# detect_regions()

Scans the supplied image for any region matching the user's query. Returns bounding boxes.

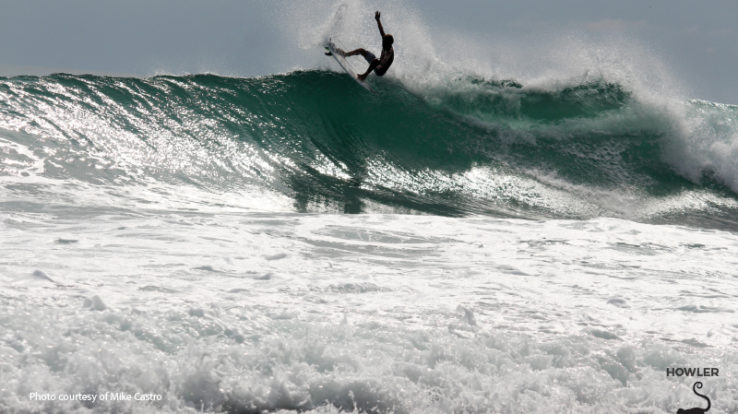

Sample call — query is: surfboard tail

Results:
[324,39,373,92]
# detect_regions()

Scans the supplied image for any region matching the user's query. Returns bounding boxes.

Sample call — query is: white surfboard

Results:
[324,39,373,92]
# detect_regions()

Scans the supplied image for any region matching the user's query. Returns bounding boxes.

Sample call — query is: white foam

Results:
[2,212,738,412]
[664,100,738,193]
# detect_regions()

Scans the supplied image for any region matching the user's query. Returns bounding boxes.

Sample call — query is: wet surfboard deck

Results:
[324,40,373,92]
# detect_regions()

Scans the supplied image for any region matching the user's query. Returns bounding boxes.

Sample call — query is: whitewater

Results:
[2,2,738,414]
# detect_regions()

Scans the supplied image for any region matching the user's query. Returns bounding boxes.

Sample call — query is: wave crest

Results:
[0,71,737,224]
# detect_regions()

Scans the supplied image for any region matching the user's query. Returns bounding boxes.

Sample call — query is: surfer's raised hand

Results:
[375,11,385,36]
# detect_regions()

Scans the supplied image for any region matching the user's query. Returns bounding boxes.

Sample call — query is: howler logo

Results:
[676,381,711,414]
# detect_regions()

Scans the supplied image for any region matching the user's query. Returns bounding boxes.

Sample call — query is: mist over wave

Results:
[1,0,735,228]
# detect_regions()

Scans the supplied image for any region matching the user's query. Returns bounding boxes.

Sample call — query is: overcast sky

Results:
[1,0,736,104]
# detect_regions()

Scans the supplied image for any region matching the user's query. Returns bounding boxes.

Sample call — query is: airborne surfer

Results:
[328,11,394,81]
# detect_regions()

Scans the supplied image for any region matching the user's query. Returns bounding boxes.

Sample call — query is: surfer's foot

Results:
[357,73,368,81]
[324,51,333,56]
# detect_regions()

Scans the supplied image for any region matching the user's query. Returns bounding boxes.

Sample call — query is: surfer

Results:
[332,11,394,81]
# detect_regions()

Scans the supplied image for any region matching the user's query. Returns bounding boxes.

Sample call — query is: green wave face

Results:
[1,71,737,224]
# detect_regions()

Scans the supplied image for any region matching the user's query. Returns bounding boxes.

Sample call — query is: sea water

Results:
[2,5,738,414]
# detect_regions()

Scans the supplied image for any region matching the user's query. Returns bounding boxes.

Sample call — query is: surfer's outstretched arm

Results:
[375,11,385,37]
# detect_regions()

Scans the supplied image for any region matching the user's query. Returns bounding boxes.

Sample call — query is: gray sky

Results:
[1,0,736,104]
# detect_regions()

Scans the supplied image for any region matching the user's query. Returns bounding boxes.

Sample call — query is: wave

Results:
[1,71,737,226]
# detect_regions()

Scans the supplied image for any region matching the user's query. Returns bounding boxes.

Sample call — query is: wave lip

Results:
[1,71,737,227]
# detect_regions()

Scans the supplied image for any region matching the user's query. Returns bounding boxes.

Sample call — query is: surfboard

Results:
[324,39,373,92]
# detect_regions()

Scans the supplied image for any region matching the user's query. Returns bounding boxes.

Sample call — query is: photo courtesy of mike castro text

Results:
[28,391,162,403]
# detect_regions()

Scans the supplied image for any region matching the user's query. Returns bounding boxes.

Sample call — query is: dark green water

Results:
[1,71,737,226]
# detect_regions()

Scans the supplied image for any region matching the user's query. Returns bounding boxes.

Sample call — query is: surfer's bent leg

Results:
[345,48,377,64]
[344,48,366,56]
[358,58,380,81]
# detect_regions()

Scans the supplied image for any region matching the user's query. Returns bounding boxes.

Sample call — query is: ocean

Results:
[1,48,738,413]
